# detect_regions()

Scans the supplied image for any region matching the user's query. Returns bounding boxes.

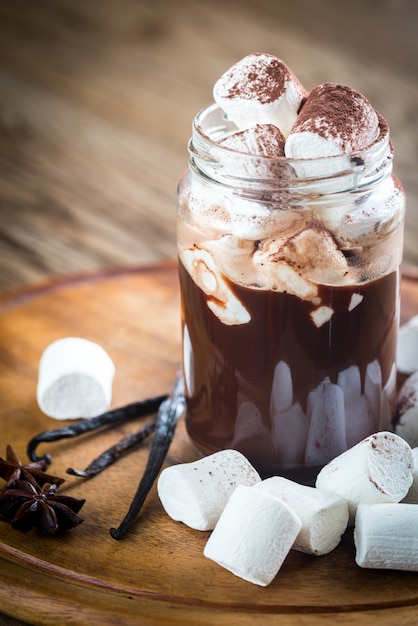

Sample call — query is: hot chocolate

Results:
[177,54,405,480]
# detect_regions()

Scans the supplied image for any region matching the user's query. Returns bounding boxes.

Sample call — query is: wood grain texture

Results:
[0,0,417,294]
[1,263,418,625]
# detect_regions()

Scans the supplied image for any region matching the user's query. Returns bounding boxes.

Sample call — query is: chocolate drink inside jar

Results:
[180,259,398,480]
[177,55,405,482]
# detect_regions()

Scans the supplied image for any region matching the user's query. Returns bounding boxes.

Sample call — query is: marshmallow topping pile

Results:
[179,53,404,329]
[213,54,307,137]
[213,52,379,159]
[158,432,418,586]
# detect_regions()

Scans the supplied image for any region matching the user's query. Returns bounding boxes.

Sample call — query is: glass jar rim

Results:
[189,103,392,192]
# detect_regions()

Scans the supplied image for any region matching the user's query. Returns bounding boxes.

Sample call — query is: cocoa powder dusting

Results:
[219,123,285,157]
[293,83,377,146]
[222,54,290,105]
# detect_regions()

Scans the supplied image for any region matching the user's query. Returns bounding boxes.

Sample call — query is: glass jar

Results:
[177,103,405,482]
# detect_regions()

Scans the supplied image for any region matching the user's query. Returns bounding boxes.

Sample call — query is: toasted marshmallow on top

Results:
[213,53,307,136]
[285,83,379,159]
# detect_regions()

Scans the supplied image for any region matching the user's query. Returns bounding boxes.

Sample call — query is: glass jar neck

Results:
[188,104,393,196]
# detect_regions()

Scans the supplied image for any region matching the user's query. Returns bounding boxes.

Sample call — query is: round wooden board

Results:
[1,260,418,626]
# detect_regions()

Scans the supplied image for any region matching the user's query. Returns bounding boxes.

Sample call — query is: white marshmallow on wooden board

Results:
[157,450,261,531]
[354,503,418,572]
[37,337,115,419]
[315,431,414,523]
[213,53,307,137]
[203,484,302,586]
[254,477,349,556]
[394,371,418,448]
[397,315,418,375]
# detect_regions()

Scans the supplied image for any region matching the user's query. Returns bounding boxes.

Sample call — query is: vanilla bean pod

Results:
[110,374,185,540]
[26,395,167,464]
[66,416,157,478]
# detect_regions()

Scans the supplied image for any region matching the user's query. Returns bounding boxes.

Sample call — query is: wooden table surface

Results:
[0,1,417,624]
[2,263,418,626]
[0,0,418,296]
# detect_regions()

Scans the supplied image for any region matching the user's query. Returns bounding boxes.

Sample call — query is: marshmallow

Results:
[310,305,333,328]
[202,236,258,285]
[394,371,418,447]
[279,224,352,286]
[157,450,261,531]
[305,378,347,466]
[218,124,287,180]
[180,246,250,325]
[253,223,353,296]
[270,360,293,415]
[220,124,285,157]
[203,484,302,586]
[284,83,380,187]
[230,401,274,461]
[255,258,318,300]
[184,176,304,243]
[397,315,418,375]
[364,360,383,431]
[402,447,418,503]
[285,83,379,159]
[37,337,115,419]
[336,176,402,249]
[269,361,309,465]
[182,323,194,396]
[213,53,307,136]
[271,402,309,467]
[337,365,375,448]
[348,293,363,312]
[269,361,308,464]
[255,477,349,555]
[316,432,414,523]
[354,503,418,571]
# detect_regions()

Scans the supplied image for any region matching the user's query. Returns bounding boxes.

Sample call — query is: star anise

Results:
[0,444,64,487]
[0,475,85,534]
